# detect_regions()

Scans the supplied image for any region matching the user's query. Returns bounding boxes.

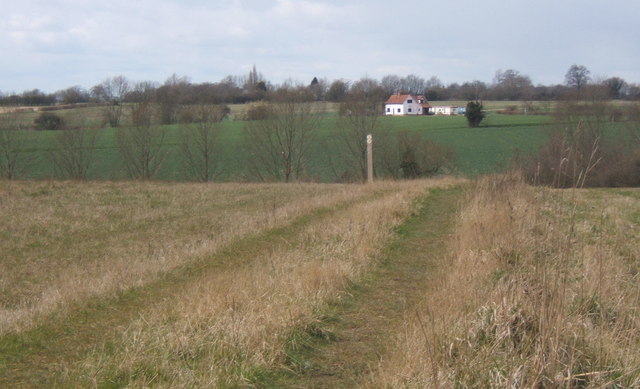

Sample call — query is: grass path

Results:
[281,185,464,388]
[0,188,391,388]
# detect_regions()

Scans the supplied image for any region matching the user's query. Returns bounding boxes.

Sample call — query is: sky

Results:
[2,0,640,93]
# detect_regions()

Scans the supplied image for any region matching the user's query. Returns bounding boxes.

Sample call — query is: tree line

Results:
[2,65,640,109]
[2,64,639,186]
[0,84,456,183]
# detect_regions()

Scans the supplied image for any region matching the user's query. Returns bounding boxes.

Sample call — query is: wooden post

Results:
[366,134,373,183]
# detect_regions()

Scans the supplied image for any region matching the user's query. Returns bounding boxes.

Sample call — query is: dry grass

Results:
[368,174,640,388]
[55,178,461,387]
[0,180,386,334]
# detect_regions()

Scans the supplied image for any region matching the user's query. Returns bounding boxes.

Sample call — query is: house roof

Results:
[385,93,430,106]
[385,93,413,104]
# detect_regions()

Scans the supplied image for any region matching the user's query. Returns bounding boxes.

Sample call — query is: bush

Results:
[244,103,273,121]
[397,131,455,178]
[465,101,485,128]
[34,112,65,131]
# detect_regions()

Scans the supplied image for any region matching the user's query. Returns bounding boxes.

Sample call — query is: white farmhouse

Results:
[385,93,431,116]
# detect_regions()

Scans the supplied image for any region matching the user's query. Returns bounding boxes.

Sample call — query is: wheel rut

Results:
[284,185,464,389]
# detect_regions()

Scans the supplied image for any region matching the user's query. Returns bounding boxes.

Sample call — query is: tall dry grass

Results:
[63,178,461,387]
[0,180,388,334]
[369,174,640,387]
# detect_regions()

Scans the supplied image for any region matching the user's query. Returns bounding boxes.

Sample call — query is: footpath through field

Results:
[282,185,464,388]
[0,182,464,387]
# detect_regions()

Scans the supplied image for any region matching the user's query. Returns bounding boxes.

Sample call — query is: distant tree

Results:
[381,75,402,96]
[308,77,326,101]
[602,77,627,99]
[381,74,426,95]
[425,76,447,100]
[425,76,444,89]
[402,74,426,95]
[244,65,264,90]
[460,80,487,101]
[492,69,533,100]
[50,125,101,180]
[565,64,591,90]
[21,89,55,106]
[243,65,267,101]
[117,102,168,179]
[180,104,226,182]
[333,89,383,181]
[126,81,158,104]
[0,114,32,179]
[350,77,387,102]
[255,81,268,92]
[465,101,485,128]
[243,91,321,182]
[326,79,349,102]
[57,86,89,104]
[156,74,190,124]
[91,76,130,127]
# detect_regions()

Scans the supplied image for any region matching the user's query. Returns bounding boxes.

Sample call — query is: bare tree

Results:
[156,73,190,124]
[50,125,101,180]
[333,90,383,181]
[492,69,533,100]
[0,113,32,179]
[326,79,349,102]
[180,104,226,182]
[117,102,168,179]
[381,74,402,96]
[243,91,321,182]
[91,75,130,127]
[565,64,591,90]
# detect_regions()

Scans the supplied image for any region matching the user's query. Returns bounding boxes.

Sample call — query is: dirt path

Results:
[284,185,464,388]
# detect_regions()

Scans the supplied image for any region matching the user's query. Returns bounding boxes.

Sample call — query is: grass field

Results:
[2,102,554,181]
[0,177,462,387]
[1,176,638,387]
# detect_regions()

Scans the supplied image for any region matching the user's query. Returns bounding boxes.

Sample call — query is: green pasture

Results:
[5,109,555,181]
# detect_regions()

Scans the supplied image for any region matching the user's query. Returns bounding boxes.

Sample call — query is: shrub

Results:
[465,100,485,128]
[522,98,640,188]
[244,103,273,121]
[397,131,455,178]
[34,112,65,131]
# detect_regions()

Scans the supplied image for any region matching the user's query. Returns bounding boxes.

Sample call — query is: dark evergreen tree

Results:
[465,101,485,128]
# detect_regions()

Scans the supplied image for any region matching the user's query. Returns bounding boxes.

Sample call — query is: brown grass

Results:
[368,174,640,387]
[56,178,461,387]
[0,180,387,334]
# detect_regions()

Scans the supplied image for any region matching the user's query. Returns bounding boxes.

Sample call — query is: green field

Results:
[4,105,554,181]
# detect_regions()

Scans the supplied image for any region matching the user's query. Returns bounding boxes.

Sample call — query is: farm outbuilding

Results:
[428,106,466,116]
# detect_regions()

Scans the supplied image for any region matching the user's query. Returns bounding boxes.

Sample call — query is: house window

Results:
[386,107,390,112]
[407,99,413,103]
[397,108,401,113]
[408,108,412,113]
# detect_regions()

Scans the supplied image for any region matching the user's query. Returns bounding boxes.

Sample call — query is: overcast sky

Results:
[2,0,639,93]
